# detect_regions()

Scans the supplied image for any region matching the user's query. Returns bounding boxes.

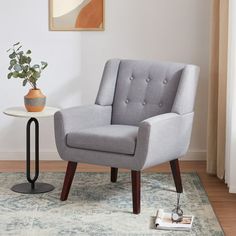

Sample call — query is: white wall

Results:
[0,0,211,160]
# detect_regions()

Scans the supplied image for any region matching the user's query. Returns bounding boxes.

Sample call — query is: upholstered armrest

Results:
[54,105,112,157]
[134,112,194,170]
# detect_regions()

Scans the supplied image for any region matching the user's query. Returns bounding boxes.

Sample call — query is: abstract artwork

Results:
[49,0,104,31]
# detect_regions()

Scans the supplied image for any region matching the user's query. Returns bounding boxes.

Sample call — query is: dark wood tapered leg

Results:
[60,161,77,201]
[131,170,141,214]
[111,167,118,183]
[170,159,183,193]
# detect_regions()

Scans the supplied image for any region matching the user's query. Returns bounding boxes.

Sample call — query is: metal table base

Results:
[12,117,54,194]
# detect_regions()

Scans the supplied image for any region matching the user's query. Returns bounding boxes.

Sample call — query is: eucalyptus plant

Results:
[7,42,48,89]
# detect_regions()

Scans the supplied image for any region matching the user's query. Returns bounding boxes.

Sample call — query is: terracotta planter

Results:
[24,89,46,112]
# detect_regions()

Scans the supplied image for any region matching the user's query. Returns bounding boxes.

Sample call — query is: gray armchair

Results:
[54,59,199,214]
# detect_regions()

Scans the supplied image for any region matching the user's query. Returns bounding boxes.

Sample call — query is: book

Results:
[155,209,194,231]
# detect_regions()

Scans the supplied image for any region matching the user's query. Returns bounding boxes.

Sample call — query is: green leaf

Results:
[22,65,29,72]
[13,64,22,72]
[10,59,17,66]
[41,61,48,70]
[29,67,35,73]
[19,55,24,64]
[12,72,19,78]
[33,64,40,69]
[16,45,22,51]
[33,71,41,79]
[13,42,20,46]
[8,65,13,70]
[18,72,26,78]
[7,72,13,79]
[27,57,31,64]
[26,50,31,54]
[19,55,29,64]
[27,70,33,77]
[9,52,16,59]
[22,79,28,86]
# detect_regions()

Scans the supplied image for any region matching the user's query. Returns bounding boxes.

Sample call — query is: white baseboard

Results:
[0,151,61,161]
[229,186,236,193]
[0,150,206,161]
[181,150,206,161]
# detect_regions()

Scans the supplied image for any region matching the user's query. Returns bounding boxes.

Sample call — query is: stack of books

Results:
[155,209,194,231]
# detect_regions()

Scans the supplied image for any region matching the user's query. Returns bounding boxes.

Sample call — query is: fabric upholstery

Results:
[54,59,200,170]
[171,65,200,114]
[112,60,185,125]
[67,125,138,155]
[134,112,194,170]
[96,59,121,106]
[54,105,112,159]
[54,111,194,170]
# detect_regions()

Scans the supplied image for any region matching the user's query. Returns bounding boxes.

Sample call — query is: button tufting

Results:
[125,99,129,104]
[142,101,146,105]
[146,78,151,83]
[159,102,163,107]
[163,79,168,84]
[130,76,134,81]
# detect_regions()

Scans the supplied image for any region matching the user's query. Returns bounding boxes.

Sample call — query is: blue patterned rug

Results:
[0,172,223,235]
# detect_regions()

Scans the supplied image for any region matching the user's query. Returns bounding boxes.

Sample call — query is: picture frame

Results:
[49,0,104,31]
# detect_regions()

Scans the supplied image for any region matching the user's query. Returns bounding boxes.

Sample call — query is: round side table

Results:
[3,107,59,194]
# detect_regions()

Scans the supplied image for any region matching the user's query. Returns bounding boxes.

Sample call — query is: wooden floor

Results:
[0,160,235,236]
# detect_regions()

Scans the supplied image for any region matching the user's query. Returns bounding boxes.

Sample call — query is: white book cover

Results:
[155,209,194,231]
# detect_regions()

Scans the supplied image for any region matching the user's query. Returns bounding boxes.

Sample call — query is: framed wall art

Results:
[49,0,104,31]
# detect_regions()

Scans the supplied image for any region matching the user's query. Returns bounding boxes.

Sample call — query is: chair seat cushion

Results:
[66,125,139,155]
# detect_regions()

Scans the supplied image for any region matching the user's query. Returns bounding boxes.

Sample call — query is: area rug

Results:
[0,172,223,236]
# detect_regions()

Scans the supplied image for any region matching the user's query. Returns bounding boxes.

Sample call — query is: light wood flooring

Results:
[0,160,235,236]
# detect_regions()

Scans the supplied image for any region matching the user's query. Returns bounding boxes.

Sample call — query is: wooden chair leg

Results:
[170,159,183,193]
[60,161,77,201]
[111,167,118,182]
[131,170,141,214]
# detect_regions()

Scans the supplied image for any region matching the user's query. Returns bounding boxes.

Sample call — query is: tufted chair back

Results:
[96,59,199,126]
